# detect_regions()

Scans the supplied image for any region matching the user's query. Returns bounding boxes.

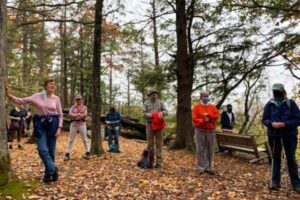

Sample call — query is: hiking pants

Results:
[146,123,163,165]
[195,127,215,172]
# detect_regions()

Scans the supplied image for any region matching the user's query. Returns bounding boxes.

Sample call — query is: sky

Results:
[118,0,300,106]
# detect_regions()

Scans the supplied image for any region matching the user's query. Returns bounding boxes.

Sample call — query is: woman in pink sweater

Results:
[7,79,63,183]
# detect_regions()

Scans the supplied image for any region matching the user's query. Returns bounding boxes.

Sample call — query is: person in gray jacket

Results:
[143,89,168,168]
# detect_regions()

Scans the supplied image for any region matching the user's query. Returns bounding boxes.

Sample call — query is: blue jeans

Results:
[107,125,119,146]
[36,128,56,176]
[268,134,300,188]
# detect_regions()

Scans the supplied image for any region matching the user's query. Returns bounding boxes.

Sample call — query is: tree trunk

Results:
[151,0,161,92]
[127,71,131,117]
[19,0,30,85]
[173,0,194,150]
[60,1,68,109]
[0,0,10,186]
[79,25,84,95]
[37,0,46,78]
[109,51,113,108]
[90,0,104,155]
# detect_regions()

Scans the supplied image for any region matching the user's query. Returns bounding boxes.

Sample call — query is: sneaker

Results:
[43,174,52,183]
[52,167,59,182]
[270,182,280,191]
[18,144,24,150]
[64,153,70,161]
[9,145,13,149]
[84,152,91,160]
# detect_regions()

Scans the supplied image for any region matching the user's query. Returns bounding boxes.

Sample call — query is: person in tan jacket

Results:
[143,89,168,168]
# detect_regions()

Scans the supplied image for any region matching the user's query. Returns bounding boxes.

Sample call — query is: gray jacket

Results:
[143,100,168,123]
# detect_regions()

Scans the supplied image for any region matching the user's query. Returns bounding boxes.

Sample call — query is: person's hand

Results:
[145,113,152,118]
[272,122,281,129]
[5,84,12,98]
[204,114,210,122]
[55,128,61,137]
[158,112,163,119]
[278,122,286,128]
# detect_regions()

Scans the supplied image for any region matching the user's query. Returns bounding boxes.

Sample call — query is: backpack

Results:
[137,149,154,169]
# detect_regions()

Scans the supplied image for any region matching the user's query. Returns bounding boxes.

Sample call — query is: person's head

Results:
[272,83,286,100]
[148,89,159,101]
[200,91,210,105]
[43,79,56,94]
[16,104,23,109]
[75,94,83,105]
[227,104,233,113]
[109,107,116,114]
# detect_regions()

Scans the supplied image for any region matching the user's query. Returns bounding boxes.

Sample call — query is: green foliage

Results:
[0,181,38,200]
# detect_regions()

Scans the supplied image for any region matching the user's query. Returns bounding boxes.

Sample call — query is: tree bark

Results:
[173,0,194,150]
[151,0,161,92]
[90,0,104,155]
[21,2,29,85]
[60,1,68,109]
[0,0,10,186]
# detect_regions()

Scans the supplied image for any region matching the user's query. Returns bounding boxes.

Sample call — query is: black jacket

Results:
[221,111,235,130]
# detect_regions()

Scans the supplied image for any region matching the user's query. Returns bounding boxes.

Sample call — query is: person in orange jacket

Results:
[192,91,220,174]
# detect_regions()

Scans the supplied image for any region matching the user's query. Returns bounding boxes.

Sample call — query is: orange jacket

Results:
[192,103,220,130]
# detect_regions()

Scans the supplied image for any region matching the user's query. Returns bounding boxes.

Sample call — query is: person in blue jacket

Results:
[221,104,235,131]
[105,107,121,152]
[262,83,300,192]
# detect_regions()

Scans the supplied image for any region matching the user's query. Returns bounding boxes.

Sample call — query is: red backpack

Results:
[151,112,166,131]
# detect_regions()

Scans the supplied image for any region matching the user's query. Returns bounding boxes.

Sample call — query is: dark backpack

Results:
[137,149,154,169]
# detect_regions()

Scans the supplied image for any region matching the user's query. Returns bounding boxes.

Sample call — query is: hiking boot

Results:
[206,170,217,176]
[84,152,91,160]
[293,186,300,193]
[52,167,59,182]
[43,174,52,183]
[18,144,24,150]
[270,183,280,191]
[155,164,162,169]
[64,153,71,161]
[9,145,13,149]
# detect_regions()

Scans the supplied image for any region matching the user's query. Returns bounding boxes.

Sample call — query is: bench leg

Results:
[250,155,268,164]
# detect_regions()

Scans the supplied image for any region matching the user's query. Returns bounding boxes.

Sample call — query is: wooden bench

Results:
[216,132,272,164]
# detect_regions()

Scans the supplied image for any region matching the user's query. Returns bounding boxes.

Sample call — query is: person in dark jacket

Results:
[105,107,121,152]
[262,83,300,193]
[221,104,235,131]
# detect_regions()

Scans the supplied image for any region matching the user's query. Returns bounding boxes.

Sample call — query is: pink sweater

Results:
[10,92,63,127]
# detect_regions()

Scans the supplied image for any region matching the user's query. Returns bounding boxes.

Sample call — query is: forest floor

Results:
[2,132,300,200]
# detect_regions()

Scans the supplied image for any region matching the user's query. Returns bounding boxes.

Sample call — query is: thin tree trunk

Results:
[90,0,104,155]
[60,1,68,109]
[139,36,145,103]
[0,0,10,186]
[20,1,29,85]
[37,0,46,77]
[151,0,161,92]
[79,25,84,95]
[109,51,113,108]
[127,71,131,116]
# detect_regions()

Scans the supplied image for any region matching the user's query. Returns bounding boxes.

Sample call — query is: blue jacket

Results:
[105,112,121,122]
[262,99,300,136]
[221,111,235,130]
